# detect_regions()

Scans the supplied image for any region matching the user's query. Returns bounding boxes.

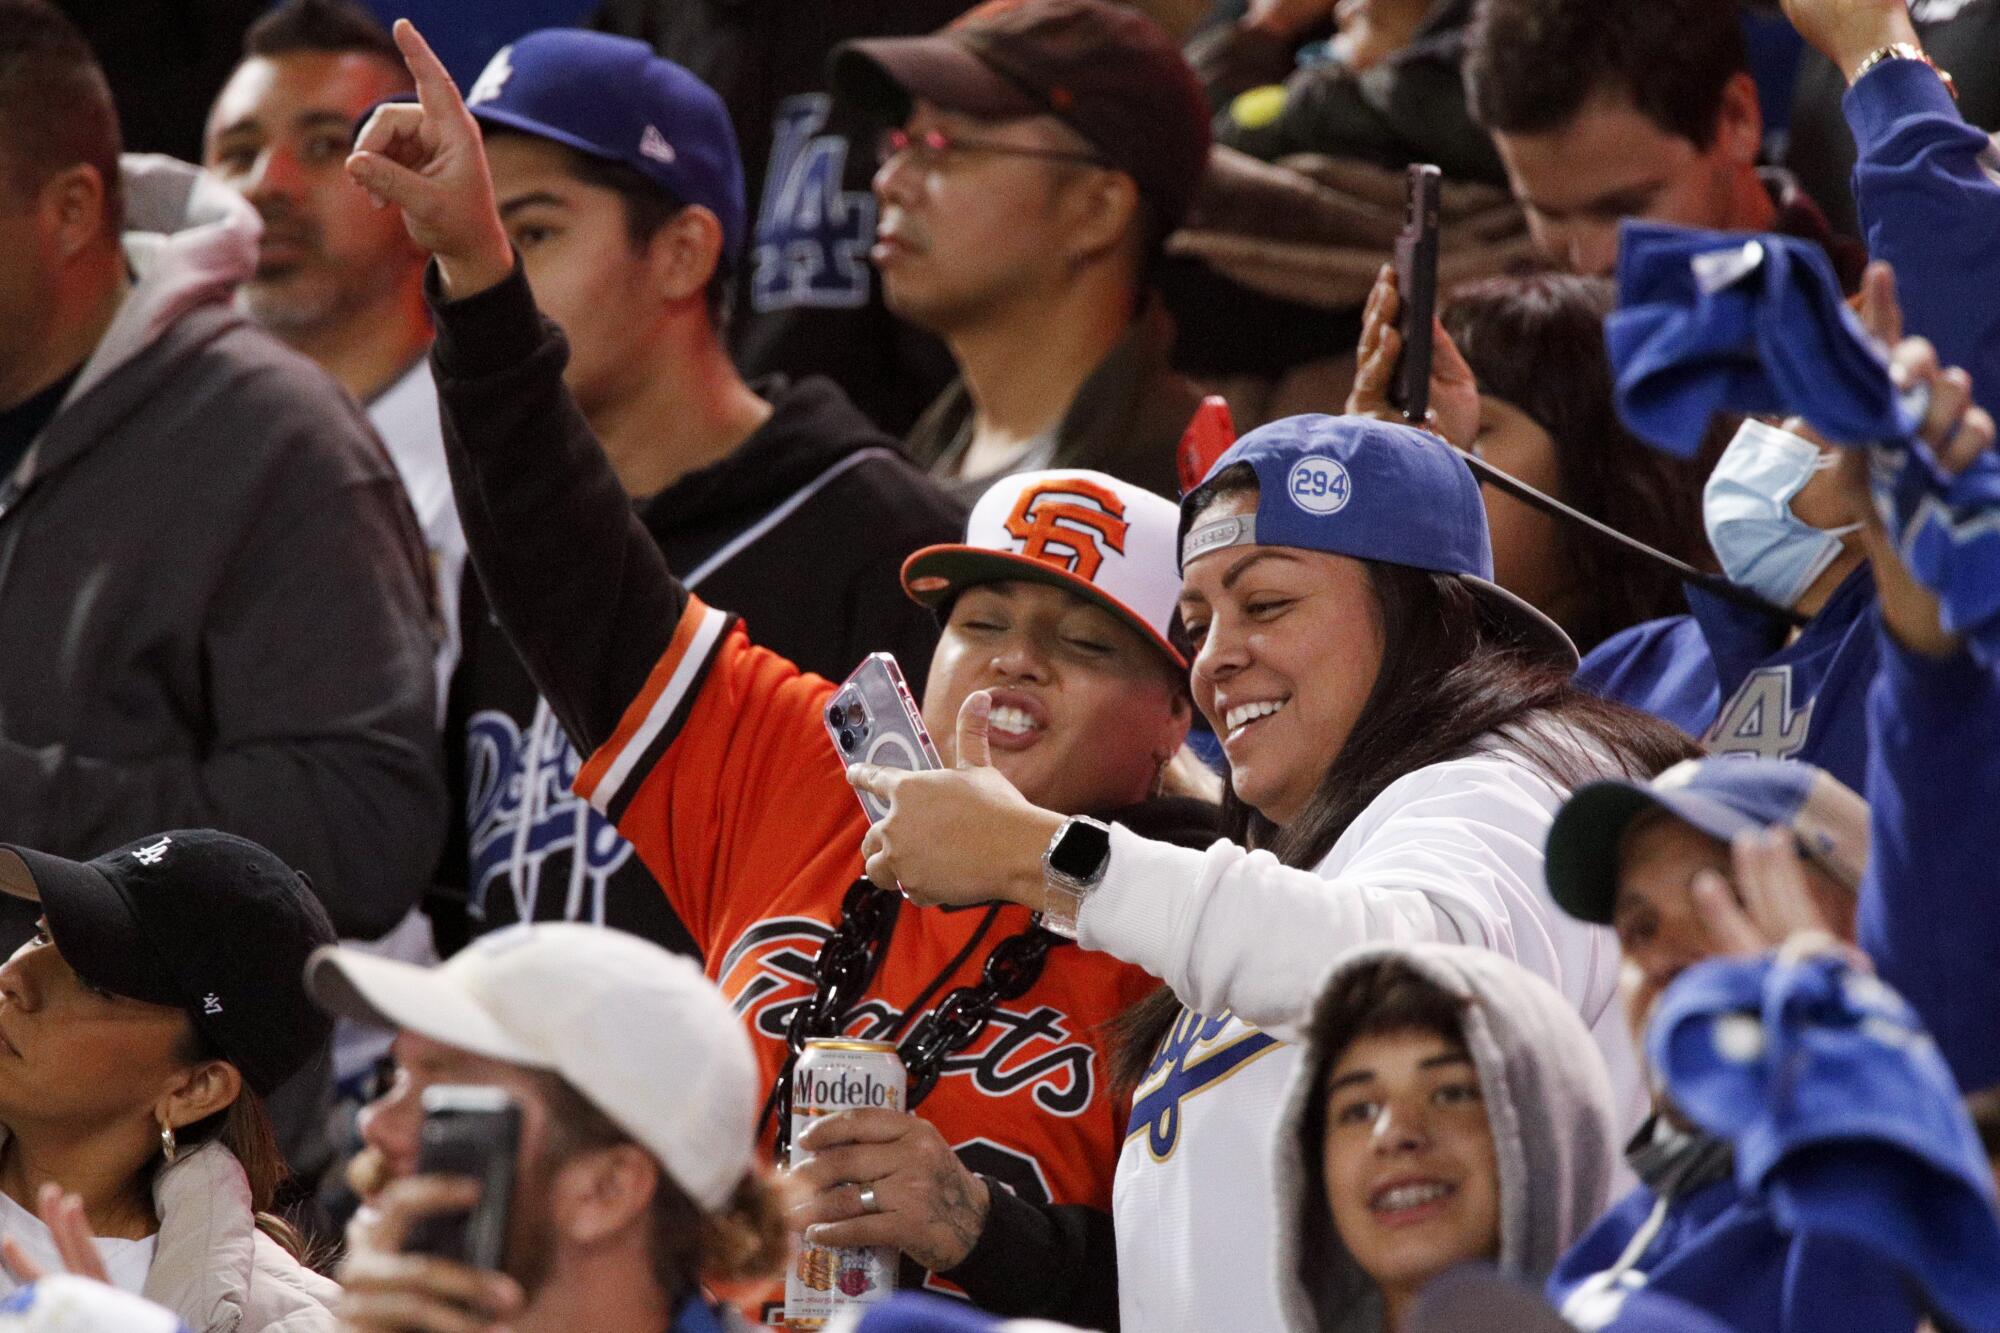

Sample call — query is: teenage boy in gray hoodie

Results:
[1272,944,1620,1333]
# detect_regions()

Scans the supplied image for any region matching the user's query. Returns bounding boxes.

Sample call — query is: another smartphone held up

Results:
[1389,163,1443,426]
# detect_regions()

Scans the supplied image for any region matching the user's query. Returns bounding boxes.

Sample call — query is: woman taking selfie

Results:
[853,415,1697,1329]
[0,830,340,1331]
[1273,944,1618,1332]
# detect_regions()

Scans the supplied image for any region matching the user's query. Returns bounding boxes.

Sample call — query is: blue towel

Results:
[1651,952,2000,1332]
[1610,220,2000,664]
[1608,221,1911,456]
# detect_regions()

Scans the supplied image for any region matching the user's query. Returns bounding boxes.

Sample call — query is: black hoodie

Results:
[438,373,963,954]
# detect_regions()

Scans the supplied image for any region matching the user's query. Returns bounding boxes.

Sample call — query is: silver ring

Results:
[858,1184,882,1215]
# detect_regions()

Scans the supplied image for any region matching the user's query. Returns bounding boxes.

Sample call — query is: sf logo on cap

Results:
[1003,479,1129,581]
[1287,456,1352,515]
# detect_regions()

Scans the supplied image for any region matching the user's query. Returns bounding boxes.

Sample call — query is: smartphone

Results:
[1389,163,1443,425]
[824,652,942,824]
[400,1085,521,1272]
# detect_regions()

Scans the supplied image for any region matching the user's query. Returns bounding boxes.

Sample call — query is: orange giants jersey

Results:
[573,594,1159,1245]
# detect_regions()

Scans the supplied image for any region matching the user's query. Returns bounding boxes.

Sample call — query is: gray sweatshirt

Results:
[1271,943,1620,1332]
[0,155,444,941]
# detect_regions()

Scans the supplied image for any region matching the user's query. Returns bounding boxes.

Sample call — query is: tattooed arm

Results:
[788,1110,991,1273]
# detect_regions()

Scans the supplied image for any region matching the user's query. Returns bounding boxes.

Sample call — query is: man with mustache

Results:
[829,0,1212,502]
[204,0,463,711]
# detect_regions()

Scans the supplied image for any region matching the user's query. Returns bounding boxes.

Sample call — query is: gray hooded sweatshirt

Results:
[0,155,444,943]
[1271,944,1619,1333]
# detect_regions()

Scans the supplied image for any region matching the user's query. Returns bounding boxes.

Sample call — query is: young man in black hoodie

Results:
[436,29,961,956]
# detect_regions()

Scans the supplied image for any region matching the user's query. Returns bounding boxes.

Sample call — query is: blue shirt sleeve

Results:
[1845,56,2000,418]
[1856,620,2000,1089]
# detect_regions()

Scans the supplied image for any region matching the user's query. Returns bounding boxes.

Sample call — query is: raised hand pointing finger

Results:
[346,20,513,297]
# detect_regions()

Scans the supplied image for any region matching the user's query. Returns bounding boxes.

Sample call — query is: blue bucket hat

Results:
[1179,414,1578,667]
[1543,756,1869,926]
[461,30,747,269]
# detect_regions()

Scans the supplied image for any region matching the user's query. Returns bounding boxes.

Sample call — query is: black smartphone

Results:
[401,1085,521,1272]
[1389,163,1443,424]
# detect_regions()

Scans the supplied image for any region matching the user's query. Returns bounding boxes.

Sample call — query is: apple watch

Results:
[1039,816,1112,940]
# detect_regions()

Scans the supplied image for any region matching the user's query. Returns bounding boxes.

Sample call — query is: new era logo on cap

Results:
[639,123,676,164]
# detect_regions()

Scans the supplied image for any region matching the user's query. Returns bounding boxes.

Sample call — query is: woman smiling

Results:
[850,414,1696,1329]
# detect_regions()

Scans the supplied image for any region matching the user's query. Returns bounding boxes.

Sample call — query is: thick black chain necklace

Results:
[761,878,1063,1158]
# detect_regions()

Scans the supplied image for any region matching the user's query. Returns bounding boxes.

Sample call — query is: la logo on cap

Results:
[467,45,514,106]
[132,836,171,866]
[1003,478,1129,581]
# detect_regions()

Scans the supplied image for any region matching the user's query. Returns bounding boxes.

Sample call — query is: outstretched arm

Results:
[348,20,684,753]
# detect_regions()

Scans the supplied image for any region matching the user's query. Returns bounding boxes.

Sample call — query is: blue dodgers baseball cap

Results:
[461,30,746,268]
[1178,414,1578,666]
[1543,756,1869,926]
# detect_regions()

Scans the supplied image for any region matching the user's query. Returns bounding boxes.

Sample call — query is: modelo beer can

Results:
[784,1038,907,1329]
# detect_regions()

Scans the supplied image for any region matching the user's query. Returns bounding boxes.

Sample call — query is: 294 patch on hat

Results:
[1286,455,1352,515]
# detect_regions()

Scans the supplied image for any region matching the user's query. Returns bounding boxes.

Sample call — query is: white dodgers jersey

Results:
[1115,1007,1297,1331]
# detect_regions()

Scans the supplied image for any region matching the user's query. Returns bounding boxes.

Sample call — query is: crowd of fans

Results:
[0,0,1995,1329]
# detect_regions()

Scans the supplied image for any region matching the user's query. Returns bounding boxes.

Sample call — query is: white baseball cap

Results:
[306,923,757,1211]
[902,469,1187,668]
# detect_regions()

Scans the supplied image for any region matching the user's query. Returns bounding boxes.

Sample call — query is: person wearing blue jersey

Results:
[1533,325,1999,1330]
[1780,0,2000,419]
[1577,262,1985,792]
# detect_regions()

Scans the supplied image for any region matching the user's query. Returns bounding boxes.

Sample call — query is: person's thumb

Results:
[956,690,994,770]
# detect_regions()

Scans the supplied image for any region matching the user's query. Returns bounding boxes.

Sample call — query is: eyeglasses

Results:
[874,126,1108,171]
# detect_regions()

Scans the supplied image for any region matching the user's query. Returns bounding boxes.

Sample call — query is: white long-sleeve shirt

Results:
[1093,736,1644,1332]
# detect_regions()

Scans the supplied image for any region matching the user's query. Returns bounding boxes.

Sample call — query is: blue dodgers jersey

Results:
[1576,568,1878,791]
[1549,1176,1921,1332]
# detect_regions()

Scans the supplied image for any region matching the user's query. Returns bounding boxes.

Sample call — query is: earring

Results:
[159,1121,178,1165]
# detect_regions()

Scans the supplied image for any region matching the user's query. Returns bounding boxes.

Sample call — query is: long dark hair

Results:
[1444,272,1712,652]
[167,1029,311,1261]
[1107,465,1699,1089]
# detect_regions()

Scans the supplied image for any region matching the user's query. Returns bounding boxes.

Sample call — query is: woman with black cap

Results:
[0,829,340,1331]
[852,414,1699,1330]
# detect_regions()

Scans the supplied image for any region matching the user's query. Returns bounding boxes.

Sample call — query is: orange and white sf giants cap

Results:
[901,469,1188,669]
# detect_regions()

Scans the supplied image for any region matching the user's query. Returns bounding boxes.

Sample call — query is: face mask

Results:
[1704,420,1862,610]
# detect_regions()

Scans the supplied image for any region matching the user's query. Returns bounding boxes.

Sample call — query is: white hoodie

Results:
[1087,724,1644,1331]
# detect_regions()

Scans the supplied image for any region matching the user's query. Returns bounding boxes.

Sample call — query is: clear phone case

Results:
[823,653,943,824]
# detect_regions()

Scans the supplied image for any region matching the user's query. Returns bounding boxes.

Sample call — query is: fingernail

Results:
[1691,869,1726,897]
[805,1226,829,1244]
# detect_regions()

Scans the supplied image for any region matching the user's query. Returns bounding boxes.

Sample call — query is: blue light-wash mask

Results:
[1704,419,1861,611]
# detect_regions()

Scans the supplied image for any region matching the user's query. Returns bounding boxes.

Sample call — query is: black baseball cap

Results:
[830,0,1213,229]
[0,830,337,1097]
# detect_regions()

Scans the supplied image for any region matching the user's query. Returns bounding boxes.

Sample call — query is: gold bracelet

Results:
[1853,42,1959,100]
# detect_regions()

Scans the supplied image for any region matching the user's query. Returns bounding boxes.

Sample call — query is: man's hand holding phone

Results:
[337,1176,524,1333]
